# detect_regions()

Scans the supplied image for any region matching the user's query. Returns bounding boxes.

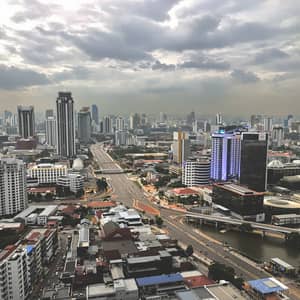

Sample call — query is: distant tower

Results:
[17,105,35,138]
[45,116,57,147]
[263,116,273,132]
[78,108,92,144]
[91,104,99,125]
[56,92,76,158]
[45,109,54,118]
[0,158,27,216]
[103,116,113,134]
[115,116,125,131]
[216,113,223,125]
[172,131,190,165]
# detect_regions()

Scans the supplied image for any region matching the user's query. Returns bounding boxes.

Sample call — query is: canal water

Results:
[199,225,300,268]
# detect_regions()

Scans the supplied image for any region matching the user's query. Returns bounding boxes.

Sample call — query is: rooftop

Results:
[214,183,264,196]
[248,277,288,295]
[136,273,183,287]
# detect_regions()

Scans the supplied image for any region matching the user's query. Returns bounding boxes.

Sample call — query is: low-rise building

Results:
[28,163,68,185]
[86,279,138,300]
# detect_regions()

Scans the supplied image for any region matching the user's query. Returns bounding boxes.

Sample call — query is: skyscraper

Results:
[172,131,190,165]
[103,115,113,134]
[240,132,268,192]
[56,92,76,158]
[91,104,99,125]
[45,109,54,118]
[115,116,125,131]
[78,108,92,144]
[17,105,35,138]
[210,132,241,181]
[45,116,57,147]
[216,113,223,125]
[263,116,273,132]
[0,158,27,216]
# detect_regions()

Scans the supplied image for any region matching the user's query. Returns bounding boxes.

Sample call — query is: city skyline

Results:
[0,0,299,114]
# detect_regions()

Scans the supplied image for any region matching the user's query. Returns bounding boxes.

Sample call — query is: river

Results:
[198,225,300,267]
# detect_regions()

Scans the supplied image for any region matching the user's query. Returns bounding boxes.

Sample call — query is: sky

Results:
[0,0,300,116]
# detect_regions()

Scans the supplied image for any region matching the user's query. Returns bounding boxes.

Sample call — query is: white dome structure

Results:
[72,158,84,171]
[267,160,284,168]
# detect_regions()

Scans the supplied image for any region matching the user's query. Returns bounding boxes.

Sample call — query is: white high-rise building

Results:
[216,113,223,125]
[45,116,57,147]
[0,247,31,300]
[56,92,76,158]
[0,158,27,216]
[182,159,211,186]
[115,116,125,131]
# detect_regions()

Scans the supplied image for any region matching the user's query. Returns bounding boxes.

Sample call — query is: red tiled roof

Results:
[184,275,215,288]
[27,232,41,241]
[172,188,198,195]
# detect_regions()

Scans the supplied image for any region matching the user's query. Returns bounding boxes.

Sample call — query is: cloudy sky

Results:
[0,0,300,116]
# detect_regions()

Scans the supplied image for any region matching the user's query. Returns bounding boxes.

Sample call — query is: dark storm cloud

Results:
[230,69,260,83]
[151,60,175,71]
[0,65,50,89]
[179,59,230,70]
[254,48,289,64]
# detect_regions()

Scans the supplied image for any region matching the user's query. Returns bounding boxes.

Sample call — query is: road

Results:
[90,144,284,283]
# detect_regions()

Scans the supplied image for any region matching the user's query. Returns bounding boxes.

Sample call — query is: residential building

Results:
[115,116,125,131]
[17,106,35,138]
[272,126,284,147]
[0,158,27,217]
[103,115,113,134]
[56,92,76,158]
[182,159,210,186]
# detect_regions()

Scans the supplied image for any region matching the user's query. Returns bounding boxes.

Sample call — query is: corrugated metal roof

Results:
[136,273,183,287]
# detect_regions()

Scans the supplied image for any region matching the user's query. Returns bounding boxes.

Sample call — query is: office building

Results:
[210,132,241,181]
[212,183,265,221]
[216,113,223,125]
[45,116,56,147]
[240,132,268,192]
[0,158,27,217]
[182,159,210,186]
[129,113,140,130]
[56,92,76,158]
[272,126,284,147]
[115,116,125,131]
[57,173,84,193]
[17,105,35,138]
[91,104,99,125]
[172,131,190,165]
[78,108,92,144]
[263,116,273,132]
[28,163,68,185]
[103,115,113,134]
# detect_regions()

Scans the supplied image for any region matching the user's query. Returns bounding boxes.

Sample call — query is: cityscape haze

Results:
[1,1,300,300]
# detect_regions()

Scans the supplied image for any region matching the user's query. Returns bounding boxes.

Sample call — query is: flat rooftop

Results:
[214,183,264,196]
[207,284,246,300]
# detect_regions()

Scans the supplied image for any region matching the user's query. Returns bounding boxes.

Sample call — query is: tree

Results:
[286,232,300,249]
[239,223,253,232]
[208,262,235,282]
[155,215,164,227]
[96,177,108,191]
[185,245,194,257]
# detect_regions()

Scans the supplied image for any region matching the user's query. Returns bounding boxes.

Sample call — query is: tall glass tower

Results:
[56,92,76,158]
